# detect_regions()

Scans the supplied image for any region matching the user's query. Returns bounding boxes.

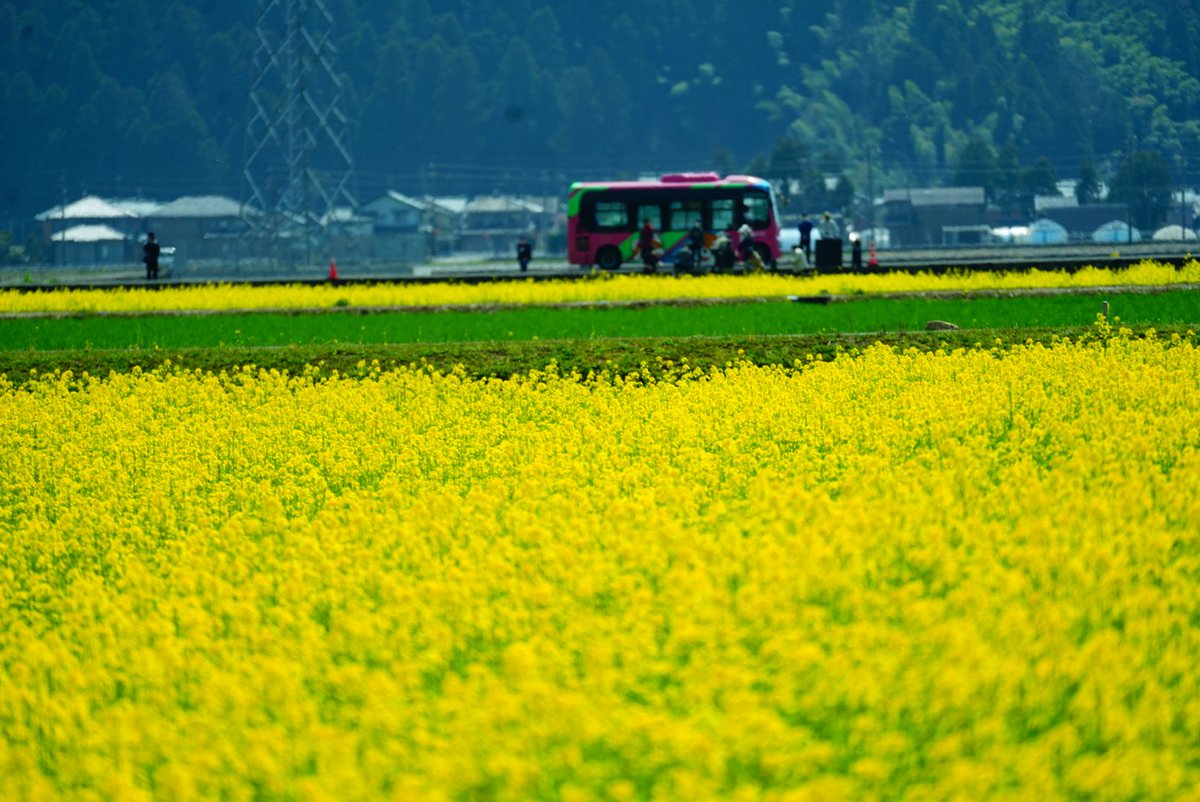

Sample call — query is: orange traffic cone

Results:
[867,240,879,269]
[328,257,340,281]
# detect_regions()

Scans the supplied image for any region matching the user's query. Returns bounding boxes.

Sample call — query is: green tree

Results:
[1075,161,1101,204]
[766,136,810,202]
[359,39,415,175]
[1110,150,1175,231]
[141,69,211,173]
[710,149,735,177]
[994,143,1022,212]
[551,67,605,162]
[953,138,998,199]
[489,37,542,162]
[1020,157,1060,199]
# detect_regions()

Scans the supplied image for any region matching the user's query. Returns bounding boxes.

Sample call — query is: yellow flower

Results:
[1,335,1198,800]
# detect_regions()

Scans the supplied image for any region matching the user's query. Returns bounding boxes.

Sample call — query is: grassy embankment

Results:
[1,289,1195,383]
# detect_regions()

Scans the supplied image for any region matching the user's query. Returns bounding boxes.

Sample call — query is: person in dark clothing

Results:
[737,221,755,264]
[638,218,659,272]
[143,231,161,280]
[686,220,704,270]
[711,232,736,272]
[516,237,533,272]
[798,213,814,262]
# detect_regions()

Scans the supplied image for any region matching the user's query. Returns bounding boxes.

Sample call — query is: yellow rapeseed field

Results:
[1,259,1198,316]
[2,331,1199,801]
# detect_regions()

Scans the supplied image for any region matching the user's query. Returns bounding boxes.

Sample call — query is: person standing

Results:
[815,212,842,270]
[638,217,660,273]
[711,231,735,272]
[686,219,705,270]
[737,221,756,267]
[798,213,814,262]
[516,236,533,272]
[143,231,161,280]
[818,211,840,240]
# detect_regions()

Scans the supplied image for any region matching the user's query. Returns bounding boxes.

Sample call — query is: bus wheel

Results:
[595,247,622,271]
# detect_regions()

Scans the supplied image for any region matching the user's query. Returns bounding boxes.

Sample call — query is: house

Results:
[362,192,424,230]
[35,194,141,241]
[319,207,375,263]
[459,196,545,255]
[880,187,986,246]
[145,195,246,267]
[50,224,131,266]
[362,192,430,262]
[425,196,467,256]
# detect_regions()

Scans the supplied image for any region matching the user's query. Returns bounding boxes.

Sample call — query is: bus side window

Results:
[711,198,736,231]
[592,200,629,229]
[669,200,703,231]
[743,195,770,228]
[635,204,662,231]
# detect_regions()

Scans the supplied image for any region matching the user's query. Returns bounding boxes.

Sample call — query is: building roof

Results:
[1093,219,1142,242]
[1042,203,1129,233]
[51,224,128,243]
[108,198,164,217]
[1034,194,1078,211]
[426,196,468,215]
[363,191,426,212]
[320,207,373,225]
[1153,224,1199,241]
[36,195,138,221]
[151,195,243,218]
[882,187,985,206]
[1027,218,1069,244]
[465,196,544,214]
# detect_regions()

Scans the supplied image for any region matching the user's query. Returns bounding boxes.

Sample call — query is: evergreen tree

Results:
[1076,160,1102,204]
[1110,150,1174,230]
[767,136,810,201]
[490,36,542,163]
[3,0,1200,226]
[953,138,998,198]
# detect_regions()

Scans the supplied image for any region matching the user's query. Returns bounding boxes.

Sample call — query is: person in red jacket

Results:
[638,218,660,273]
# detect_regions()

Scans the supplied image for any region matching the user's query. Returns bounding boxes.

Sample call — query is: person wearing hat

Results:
[818,212,840,240]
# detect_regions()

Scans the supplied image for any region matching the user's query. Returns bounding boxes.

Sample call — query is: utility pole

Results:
[242,0,356,270]
[866,143,876,242]
[1126,135,1136,244]
[1181,150,1188,238]
[59,175,67,267]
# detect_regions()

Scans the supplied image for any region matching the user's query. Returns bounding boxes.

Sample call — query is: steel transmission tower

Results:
[242,0,355,267]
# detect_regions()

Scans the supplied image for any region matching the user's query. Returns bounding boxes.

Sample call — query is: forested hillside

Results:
[2,0,1198,225]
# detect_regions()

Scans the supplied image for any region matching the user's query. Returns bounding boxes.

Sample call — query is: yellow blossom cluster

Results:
[2,334,1199,801]
[1,259,1197,316]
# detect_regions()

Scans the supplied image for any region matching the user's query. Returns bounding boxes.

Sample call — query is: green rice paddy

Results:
[2,290,1195,352]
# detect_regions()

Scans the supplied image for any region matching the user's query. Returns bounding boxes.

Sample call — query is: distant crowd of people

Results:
[626,208,845,274]
[509,208,850,273]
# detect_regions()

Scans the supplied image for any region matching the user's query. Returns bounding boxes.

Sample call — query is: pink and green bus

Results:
[566,173,783,270]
